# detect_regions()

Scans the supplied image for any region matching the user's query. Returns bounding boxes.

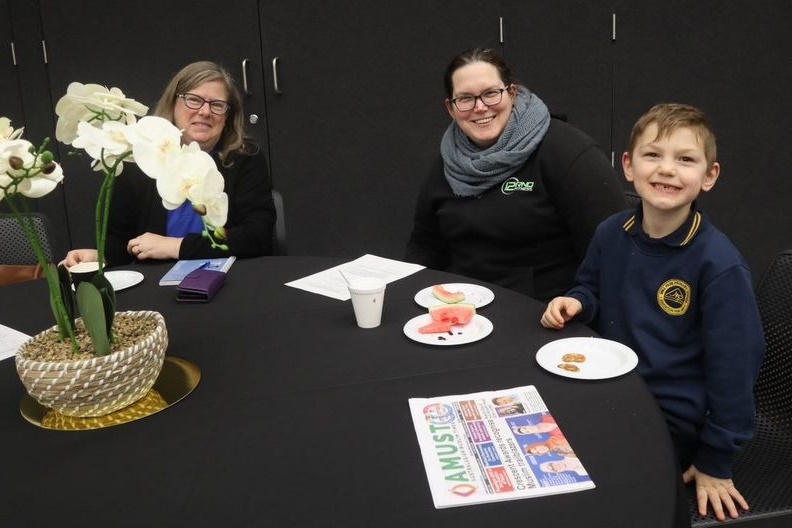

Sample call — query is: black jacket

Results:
[105,145,275,267]
[406,119,626,302]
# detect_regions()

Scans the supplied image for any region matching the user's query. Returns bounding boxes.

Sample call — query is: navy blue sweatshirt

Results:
[568,205,765,478]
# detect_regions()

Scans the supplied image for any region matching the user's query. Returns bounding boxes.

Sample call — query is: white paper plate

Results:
[403,314,493,346]
[535,337,638,380]
[414,283,495,309]
[105,270,144,292]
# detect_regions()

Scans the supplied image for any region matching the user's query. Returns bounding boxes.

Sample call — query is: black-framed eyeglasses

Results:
[177,93,231,115]
[450,86,509,112]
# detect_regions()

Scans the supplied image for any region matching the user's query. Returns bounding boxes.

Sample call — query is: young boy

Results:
[540,103,765,521]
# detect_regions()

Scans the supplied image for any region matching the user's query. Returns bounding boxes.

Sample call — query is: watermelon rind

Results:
[431,284,466,304]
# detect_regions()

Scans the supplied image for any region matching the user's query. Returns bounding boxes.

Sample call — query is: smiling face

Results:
[623,123,719,220]
[446,61,515,148]
[173,79,228,151]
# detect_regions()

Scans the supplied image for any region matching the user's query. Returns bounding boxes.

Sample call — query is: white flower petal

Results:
[128,117,183,180]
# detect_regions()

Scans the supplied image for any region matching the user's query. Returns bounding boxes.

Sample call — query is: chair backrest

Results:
[272,189,287,256]
[0,212,58,265]
[624,190,641,209]
[689,250,792,525]
[753,249,792,432]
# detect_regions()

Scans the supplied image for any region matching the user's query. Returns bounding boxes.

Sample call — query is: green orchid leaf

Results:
[76,282,110,356]
[90,272,116,340]
[55,263,75,326]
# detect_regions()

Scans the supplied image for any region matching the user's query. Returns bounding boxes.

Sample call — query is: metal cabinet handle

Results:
[241,58,252,96]
[272,57,282,95]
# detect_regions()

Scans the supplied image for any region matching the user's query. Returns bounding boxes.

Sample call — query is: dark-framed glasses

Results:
[450,86,509,112]
[177,93,231,115]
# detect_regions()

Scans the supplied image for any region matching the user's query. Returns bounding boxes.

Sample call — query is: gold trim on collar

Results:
[680,212,701,246]
[622,215,636,232]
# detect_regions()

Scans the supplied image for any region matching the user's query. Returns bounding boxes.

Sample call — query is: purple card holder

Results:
[176,269,227,303]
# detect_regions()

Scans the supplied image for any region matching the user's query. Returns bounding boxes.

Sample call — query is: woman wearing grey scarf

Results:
[406,48,625,302]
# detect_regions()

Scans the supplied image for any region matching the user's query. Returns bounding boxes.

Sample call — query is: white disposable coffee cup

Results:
[69,261,101,287]
[348,278,386,328]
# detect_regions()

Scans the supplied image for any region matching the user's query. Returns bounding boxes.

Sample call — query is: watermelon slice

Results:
[431,284,466,304]
[418,303,476,333]
[417,320,454,334]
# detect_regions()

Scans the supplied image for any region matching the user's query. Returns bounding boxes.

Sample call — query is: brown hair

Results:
[627,103,717,167]
[154,61,250,164]
[443,48,516,98]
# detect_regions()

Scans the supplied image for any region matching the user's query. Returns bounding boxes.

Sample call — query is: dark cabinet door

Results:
[500,0,615,157]
[259,0,500,258]
[3,0,71,252]
[37,0,268,249]
[2,0,24,128]
[611,0,792,277]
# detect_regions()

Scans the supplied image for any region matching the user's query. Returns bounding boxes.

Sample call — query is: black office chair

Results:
[272,189,287,256]
[690,249,792,527]
[0,212,59,286]
[624,190,641,210]
[0,212,58,264]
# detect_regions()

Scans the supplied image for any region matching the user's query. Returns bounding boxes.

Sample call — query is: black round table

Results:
[0,256,679,528]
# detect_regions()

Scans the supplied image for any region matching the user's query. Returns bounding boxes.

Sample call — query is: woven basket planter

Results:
[15,310,168,417]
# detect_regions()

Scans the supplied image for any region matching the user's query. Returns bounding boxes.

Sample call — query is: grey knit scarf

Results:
[441,86,551,197]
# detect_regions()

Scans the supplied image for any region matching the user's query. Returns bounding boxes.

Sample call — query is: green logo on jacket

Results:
[501,177,535,194]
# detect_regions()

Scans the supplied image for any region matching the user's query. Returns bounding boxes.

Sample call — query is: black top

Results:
[105,144,275,267]
[0,257,679,528]
[406,119,626,302]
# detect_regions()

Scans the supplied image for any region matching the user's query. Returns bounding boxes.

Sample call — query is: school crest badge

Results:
[657,279,691,316]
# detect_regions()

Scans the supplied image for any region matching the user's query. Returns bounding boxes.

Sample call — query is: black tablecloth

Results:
[0,257,678,528]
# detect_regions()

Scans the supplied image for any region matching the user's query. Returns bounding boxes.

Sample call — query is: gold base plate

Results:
[20,356,201,431]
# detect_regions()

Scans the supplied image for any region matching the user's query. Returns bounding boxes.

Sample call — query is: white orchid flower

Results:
[55,82,148,144]
[0,139,36,176]
[0,117,24,141]
[0,139,63,200]
[127,116,184,180]
[155,146,215,209]
[201,187,229,228]
[185,163,229,227]
[0,172,11,201]
[72,121,133,174]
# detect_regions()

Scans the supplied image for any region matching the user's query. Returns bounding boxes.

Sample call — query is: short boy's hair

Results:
[627,103,717,168]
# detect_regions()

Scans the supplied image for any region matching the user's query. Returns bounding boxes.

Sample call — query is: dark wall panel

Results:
[260,0,500,259]
[612,1,792,279]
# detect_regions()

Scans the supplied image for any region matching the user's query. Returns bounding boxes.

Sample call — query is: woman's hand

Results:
[62,249,99,267]
[540,297,582,329]
[127,232,183,261]
[683,465,749,521]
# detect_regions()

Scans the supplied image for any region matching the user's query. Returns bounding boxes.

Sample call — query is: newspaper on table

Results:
[408,385,594,508]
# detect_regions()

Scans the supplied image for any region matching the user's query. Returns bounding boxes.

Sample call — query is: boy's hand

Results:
[540,297,582,329]
[683,465,749,521]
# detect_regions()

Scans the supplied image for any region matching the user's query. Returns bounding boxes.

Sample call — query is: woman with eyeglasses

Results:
[405,48,625,302]
[64,61,275,267]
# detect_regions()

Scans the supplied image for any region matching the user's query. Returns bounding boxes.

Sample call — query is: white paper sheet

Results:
[285,254,425,300]
[0,323,30,362]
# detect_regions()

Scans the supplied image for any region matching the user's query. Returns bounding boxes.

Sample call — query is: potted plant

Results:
[2,83,229,417]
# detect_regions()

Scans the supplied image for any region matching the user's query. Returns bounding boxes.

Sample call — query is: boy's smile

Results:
[623,123,719,237]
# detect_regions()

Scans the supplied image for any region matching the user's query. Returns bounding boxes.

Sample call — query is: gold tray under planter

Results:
[20,356,200,431]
